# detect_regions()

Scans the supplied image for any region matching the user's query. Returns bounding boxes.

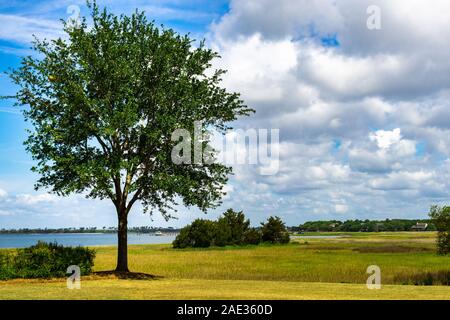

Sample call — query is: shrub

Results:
[213,218,232,247]
[261,216,290,244]
[216,209,250,245]
[173,210,257,248]
[173,219,215,248]
[172,228,190,249]
[173,211,290,248]
[0,251,16,280]
[0,242,95,280]
[429,205,450,255]
[243,228,262,245]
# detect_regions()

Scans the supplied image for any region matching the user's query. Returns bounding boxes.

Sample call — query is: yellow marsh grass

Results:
[89,232,449,284]
[1,279,450,300]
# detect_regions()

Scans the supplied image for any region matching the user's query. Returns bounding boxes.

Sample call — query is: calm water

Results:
[0,233,177,248]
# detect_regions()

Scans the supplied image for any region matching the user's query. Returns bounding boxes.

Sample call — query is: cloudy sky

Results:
[1,0,450,228]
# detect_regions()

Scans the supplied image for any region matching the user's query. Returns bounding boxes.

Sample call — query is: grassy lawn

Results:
[1,232,449,300]
[2,278,450,300]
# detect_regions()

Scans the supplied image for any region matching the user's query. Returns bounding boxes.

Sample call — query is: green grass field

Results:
[1,232,449,300]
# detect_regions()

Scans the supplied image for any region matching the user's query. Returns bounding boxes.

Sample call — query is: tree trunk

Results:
[116,210,129,272]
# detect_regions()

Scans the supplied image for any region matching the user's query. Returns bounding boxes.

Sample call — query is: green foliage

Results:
[216,209,250,245]
[0,251,16,280]
[5,0,252,219]
[261,216,290,244]
[0,242,95,280]
[429,205,450,255]
[3,0,252,271]
[173,209,264,248]
[299,220,342,232]
[243,228,262,245]
[172,219,215,248]
[171,228,191,249]
[213,218,233,247]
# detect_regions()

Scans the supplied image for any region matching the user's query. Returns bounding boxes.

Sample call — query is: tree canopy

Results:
[429,205,450,255]
[6,1,253,271]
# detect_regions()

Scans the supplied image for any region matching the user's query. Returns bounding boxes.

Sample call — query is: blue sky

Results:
[1,0,450,229]
[0,0,229,174]
[0,0,230,228]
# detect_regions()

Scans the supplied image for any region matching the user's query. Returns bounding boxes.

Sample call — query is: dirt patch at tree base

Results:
[90,271,162,280]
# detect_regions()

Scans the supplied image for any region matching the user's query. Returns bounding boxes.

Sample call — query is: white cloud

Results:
[212,34,297,104]
[369,171,434,191]
[16,193,59,205]
[370,128,402,150]
[222,184,234,200]
[4,0,450,226]
[335,204,349,213]
[207,0,450,222]
[0,14,63,44]
[0,210,14,216]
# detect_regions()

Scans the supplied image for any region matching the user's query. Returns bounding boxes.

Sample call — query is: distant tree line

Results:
[2,218,437,234]
[296,219,436,232]
[0,226,180,234]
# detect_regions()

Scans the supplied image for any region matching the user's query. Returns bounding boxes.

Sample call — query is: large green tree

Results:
[7,2,252,272]
[429,205,450,255]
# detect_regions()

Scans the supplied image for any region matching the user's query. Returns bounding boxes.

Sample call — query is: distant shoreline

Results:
[0,231,180,235]
[0,232,179,248]
[0,229,181,235]
[0,218,433,235]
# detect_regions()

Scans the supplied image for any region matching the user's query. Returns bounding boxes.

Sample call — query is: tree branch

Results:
[126,188,142,214]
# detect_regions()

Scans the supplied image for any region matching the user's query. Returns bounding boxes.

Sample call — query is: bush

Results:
[0,241,95,280]
[216,209,250,245]
[173,211,289,248]
[0,251,16,280]
[213,218,232,247]
[174,210,252,248]
[243,228,262,245]
[261,216,290,244]
[173,219,215,248]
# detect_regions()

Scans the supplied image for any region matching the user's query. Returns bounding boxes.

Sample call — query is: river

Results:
[0,233,177,248]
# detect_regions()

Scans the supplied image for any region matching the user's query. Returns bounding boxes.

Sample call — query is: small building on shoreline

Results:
[411,222,428,231]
